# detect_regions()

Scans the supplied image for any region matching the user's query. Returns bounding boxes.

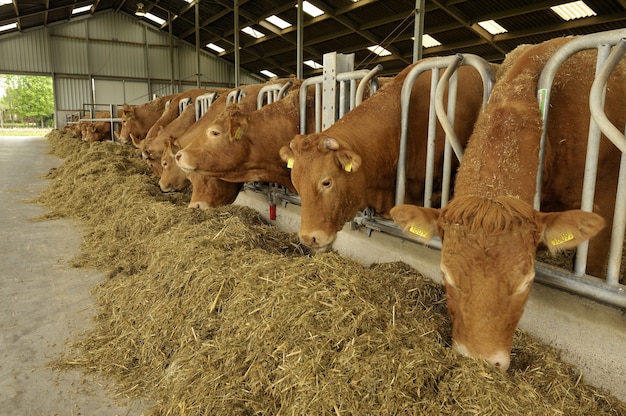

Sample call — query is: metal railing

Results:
[195,92,218,121]
[354,54,495,250]
[299,65,382,134]
[534,29,626,307]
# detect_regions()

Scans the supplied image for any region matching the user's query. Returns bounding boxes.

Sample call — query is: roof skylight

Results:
[206,43,225,53]
[72,4,93,15]
[242,26,265,39]
[422,34,442,48]
[266,15,291,29]
[477,19,507,35]
[260,69,277,78]
[551,1,596,21]
[300,1,324,18]
[144,12,166,25]
[0,21,17,32]
[304,59,322,69]
[367,45,392,57]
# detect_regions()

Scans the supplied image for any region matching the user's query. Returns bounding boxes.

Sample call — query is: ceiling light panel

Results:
[266,15,291,29]
[551,1,596,21]
[477,19,508,35]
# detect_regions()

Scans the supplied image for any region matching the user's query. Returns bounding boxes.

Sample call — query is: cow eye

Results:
[209,129,220,138]
[321,178,332,188]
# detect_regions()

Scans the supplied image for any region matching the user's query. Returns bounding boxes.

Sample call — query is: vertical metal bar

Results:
[338,80,346,119]
[607,152,626,284]
[413,0,425,63]
[322,52,337,130]
[169,11,175,95]
[423,70,439,208]
[195,1,201,88]
[441,70,458,207]
[315,83,321,133]
[234,0,240,87]
[574,44,611,276]
[296,0,303,80]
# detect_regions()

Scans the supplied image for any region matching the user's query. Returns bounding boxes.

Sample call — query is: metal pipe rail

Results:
[589,38,626,287]
[257,81,293,110]
[178,97,192,115]
[395,53,495,210]
[534,29,626,306]
[299,67,382,134]
[195,92,218,121]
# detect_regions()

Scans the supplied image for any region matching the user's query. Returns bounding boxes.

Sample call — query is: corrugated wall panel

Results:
[54,77,92,111]
[90,42,147,78]
[147,46,173,80]
[50,37,89,75]
[0,29,51,74]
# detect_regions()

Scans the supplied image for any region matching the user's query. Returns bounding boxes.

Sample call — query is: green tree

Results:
[3,75,54,127]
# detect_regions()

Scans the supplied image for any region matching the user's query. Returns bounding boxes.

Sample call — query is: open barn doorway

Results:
[0,74,54,137]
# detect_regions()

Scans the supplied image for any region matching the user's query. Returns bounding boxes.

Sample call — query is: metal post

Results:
[195,1,200,88]
[413,0,425,62]
[169,10,175,95]
[234,0,240,87]
[296,0,304,79]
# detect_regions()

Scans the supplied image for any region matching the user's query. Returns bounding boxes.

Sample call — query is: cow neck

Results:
[228,93,301,190]
[453,39,568,204]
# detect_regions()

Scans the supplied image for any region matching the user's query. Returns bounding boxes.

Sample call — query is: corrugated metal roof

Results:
[0,0,624,78]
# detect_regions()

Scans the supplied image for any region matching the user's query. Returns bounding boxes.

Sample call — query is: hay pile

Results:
[39,130,625,415]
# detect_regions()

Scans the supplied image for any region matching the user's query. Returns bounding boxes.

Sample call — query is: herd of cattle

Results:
[62,35,625,372]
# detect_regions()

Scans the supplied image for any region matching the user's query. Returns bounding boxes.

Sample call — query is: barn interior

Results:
[1,1,626,415]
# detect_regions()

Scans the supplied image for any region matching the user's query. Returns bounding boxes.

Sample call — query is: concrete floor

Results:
[0,136,144,416]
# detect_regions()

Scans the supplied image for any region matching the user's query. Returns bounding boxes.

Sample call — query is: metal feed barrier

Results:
[267,34,626,309]
[533,29,626,307]
[353,53,496,251]
[65,103,122,141]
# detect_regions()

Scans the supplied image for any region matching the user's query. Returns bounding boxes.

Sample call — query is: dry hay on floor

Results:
[39,130,625,415]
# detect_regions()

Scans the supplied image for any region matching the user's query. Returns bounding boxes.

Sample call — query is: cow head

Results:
[280,133,364,250]
[175,106,250,175]
[390,196,604,371]
[117,104,137,145]
[159,138,190,192]
[187,172,243,209]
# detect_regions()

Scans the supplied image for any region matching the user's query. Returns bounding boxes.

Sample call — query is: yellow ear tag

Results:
[409,224,431,239]
[344,161,353,172]
[550,231,574,247]
[287,158,294,169]
[234,127,242,139]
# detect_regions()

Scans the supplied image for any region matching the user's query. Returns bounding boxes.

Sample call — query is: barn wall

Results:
[0,10,266,127]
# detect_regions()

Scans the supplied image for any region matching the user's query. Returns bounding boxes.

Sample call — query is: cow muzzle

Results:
[175,150,197,173]
[453,341,511,372]
[299,230,335,251]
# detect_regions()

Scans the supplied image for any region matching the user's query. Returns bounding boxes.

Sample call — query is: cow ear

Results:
[390,204,440,241]
[279,146,295,169]
[130,133,142,148]
[537,210,605,254]
[228,116,247,141]
[335,149,361,173]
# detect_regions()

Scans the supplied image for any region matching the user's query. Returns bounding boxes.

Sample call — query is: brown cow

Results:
[141,102,199,176]
[153,79,295,182]
[174,80,307,191]
[82,110,123,144]
[134,89,211,151]
[116,94,178,145]
[390,37,616,371]
[278,62,485,249]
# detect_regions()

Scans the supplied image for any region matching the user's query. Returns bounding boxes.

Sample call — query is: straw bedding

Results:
[39,130,625,415]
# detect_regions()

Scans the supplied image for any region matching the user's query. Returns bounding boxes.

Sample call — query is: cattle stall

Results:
[226,31,626,399]
[248,31,626,311]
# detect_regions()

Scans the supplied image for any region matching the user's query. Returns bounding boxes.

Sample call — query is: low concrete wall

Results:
[234,189,626,402]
